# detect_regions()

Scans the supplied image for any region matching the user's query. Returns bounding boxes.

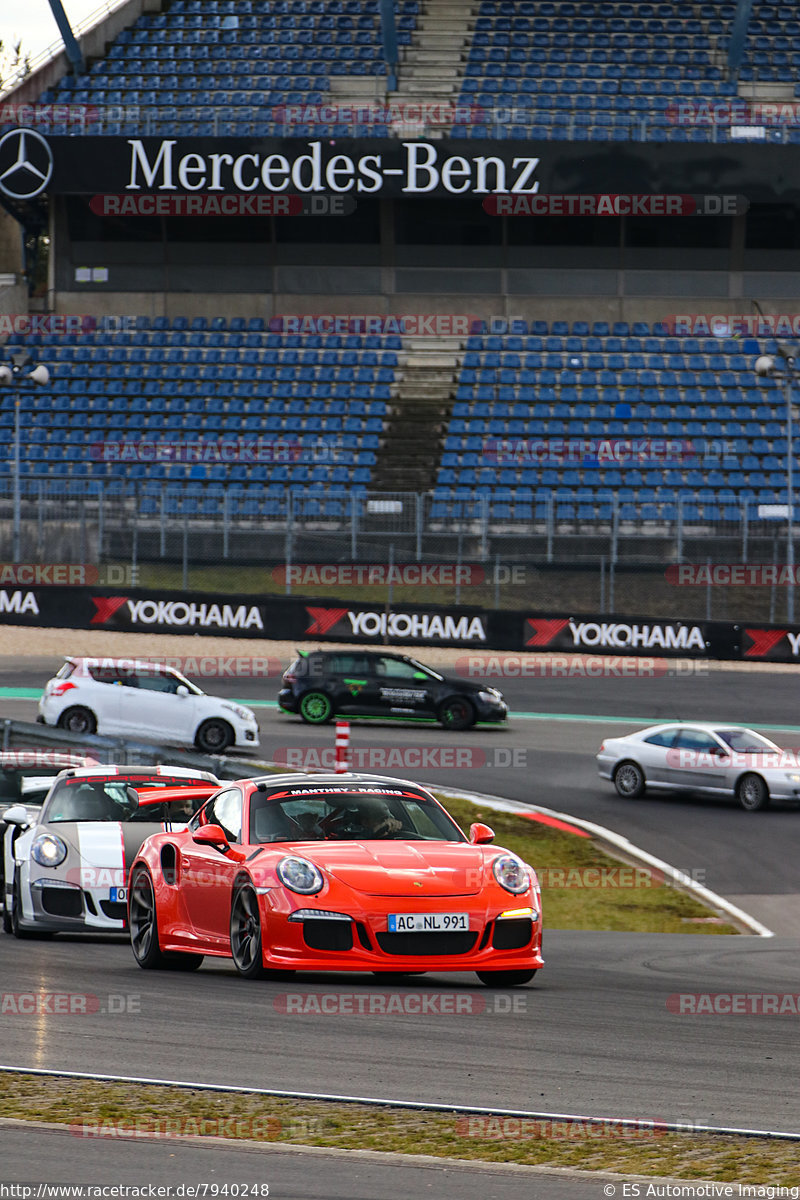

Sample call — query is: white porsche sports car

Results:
[2,764,218,937]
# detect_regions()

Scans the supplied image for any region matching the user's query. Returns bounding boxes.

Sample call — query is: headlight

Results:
[276,856,324,895]
[31,833,68,868]
[222,703,254,722]
[477,690,504,703]
[492,854,531,894]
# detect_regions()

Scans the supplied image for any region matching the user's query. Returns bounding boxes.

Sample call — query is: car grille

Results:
[302,921,353,952]
[99,900,127,921]
[376,931,478,956]
[492,919,533,951]
[40,888,82,918]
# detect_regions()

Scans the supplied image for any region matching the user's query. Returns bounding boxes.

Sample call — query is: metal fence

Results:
[8,101,795,146]
[0,480,797,621]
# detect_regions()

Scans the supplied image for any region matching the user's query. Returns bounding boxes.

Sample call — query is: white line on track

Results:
[0,1066,797,1140]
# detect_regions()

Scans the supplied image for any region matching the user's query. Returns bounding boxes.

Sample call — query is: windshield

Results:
[45,775,210,822]
[714,730,779,753]
[249,787,466,843]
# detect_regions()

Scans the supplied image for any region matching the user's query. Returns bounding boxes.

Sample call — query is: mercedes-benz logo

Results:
[0,128,53,200]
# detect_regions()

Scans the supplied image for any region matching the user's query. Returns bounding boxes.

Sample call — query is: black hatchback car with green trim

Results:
[278,651,508,730]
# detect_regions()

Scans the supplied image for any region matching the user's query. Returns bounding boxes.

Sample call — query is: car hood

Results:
[438,674,502,697]
[294,841,489,897]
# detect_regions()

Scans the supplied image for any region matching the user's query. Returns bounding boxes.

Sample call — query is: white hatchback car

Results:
[38,658,260,754]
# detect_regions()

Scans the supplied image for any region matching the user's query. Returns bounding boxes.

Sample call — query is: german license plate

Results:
[388,912,469,933]
[110,887,127,902]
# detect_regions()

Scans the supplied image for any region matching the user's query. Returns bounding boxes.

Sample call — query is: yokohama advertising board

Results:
[3,587,800,659]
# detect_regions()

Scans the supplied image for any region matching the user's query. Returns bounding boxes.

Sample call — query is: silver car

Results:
[597,723,800,812]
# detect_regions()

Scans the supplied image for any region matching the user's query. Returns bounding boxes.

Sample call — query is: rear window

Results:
[643,730,677,747]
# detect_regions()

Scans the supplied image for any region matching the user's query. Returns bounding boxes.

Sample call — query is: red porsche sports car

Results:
[128,773,543,986]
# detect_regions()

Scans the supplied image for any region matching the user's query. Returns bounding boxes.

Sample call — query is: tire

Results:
[57,706,97,736]
[613,760,646,799]
[298,692,334,725]
[477,969,538,987]
[736,773,770,812]
[195,719,234,754]
[230,882,268,979]
[438,696,476,731]
[129,865,203,971]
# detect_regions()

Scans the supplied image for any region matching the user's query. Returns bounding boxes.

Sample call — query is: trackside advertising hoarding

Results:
[0,588,508,647]
[2,587,800,660]
[3,132,789,202]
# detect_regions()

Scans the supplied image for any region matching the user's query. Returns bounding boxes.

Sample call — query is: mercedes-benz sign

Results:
[0,129,53,200]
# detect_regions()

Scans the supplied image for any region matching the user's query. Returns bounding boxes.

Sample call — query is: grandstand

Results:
[0,0,798,548]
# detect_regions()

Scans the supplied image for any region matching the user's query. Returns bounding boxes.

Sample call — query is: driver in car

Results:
[324,798,403,838]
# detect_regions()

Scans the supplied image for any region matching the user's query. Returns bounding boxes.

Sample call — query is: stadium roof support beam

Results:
[727,0,754,77]
[379,0,399,91]
[46,0,85,76]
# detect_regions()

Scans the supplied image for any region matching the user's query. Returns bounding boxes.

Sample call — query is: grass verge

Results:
[0,1075,796,1183]
[435,793,740,935]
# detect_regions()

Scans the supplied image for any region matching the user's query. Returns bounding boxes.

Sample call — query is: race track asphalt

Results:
[1,930,797,1133]
[0,658,797,930]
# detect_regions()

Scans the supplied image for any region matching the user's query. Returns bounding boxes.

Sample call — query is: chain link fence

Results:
[0,479,797,622]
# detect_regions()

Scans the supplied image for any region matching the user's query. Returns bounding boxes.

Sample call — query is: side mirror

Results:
[176,686,189,697]
[2,805,31,827]
[192,823,246,861]
[469,822,495,845]
[192,823,229,848]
